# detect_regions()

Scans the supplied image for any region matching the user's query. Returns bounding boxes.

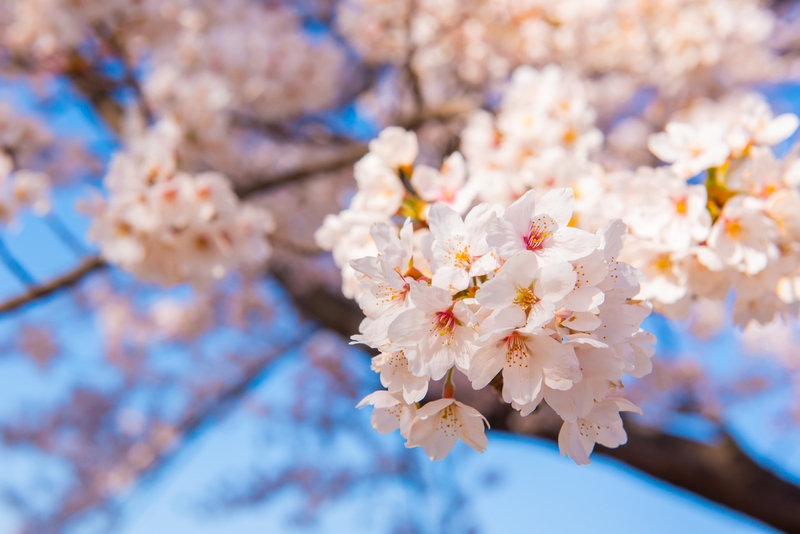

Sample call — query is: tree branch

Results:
[124,327,320,483]
[234,144,369,197]
[0,145,363,317]
[34,329,319,533]
[232,107,471,198]
[267,254,800,534]
[492,406,800,534]
[599,425,800,533]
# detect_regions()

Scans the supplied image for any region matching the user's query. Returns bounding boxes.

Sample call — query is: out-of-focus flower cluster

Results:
[460,65,603,209]
[317,128,655,463]
[626,93,800,325]
[0,0,350,181]
[145,0,346,137]
[88,120,274,287]
[460,65,800,327]
[337,0,785,109]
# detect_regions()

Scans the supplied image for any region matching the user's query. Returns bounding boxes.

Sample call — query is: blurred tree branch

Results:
[234,144,369,197]
[11,329,318,533]
[268,249,800,534]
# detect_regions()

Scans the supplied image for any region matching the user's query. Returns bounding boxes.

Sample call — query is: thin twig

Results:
[270,235,323,257]
[234,144,369,198]
[0,256,105,315]
[43,213,91,258]
[0,237,35,287]
[234,108,468,198]
[99,327,320,532]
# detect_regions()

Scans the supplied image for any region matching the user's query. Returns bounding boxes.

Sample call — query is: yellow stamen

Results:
[725,219,743,238]
[654,254,672,273]
[513,286,538,314]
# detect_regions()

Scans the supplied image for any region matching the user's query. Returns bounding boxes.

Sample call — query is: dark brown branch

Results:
[267,255,800,534]
[234,144,369,197]
[233,108,470,198]
[270,236,323,257]
[601,425,800,533]
[0,256,106,315]
[491,406,800,534]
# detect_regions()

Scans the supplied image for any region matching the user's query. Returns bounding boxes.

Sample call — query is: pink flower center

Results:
[504,332,528,365]
[525,225,551,252]
[435,309,457,336]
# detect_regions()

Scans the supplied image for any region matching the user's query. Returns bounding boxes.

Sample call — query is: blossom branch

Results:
[266,252,800,534]
[0,146,364,316]
[494,406,800,534]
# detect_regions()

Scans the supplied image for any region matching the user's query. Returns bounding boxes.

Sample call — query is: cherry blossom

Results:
[424,203,496,292]
[558,397,641,465]
[470,326,580,406]
[486,188,600,265]
[387,281,477,380]
[334,134,655,461]
[475,251,576,331]
[705,196,778,275]
[357,391,417,437]
[404,398,489,461]
[647,122,730,179]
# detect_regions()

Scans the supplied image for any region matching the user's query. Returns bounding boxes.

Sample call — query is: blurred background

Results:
[0,1,799,533]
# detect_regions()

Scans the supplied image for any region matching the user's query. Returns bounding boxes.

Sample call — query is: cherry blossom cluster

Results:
[0,0,170,61]
[315,128,431,299]
[626,93,800,325]
[1,1,347,175]
[316,128,655,462]
[460,65,800,326]
[460,65,603,209]
[88,120,274,287]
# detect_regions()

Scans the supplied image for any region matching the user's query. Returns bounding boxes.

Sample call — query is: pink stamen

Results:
[436,310,457,334]
[525,225,550,251]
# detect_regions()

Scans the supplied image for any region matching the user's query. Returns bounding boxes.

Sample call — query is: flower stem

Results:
[442,368,455,398]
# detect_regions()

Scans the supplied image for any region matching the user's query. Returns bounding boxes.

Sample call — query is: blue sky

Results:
[110,346,779,534]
